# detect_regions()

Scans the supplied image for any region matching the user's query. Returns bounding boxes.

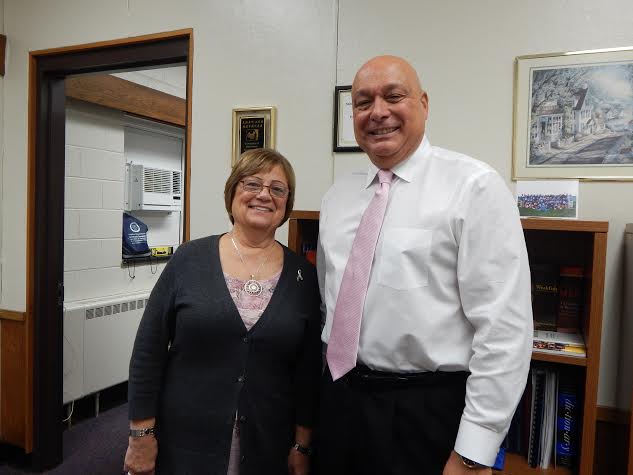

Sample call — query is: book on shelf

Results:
[555,372,580,468]
[492,447,505,471]
[505,367,581,469]
[531,264,559,331]
[503,398,524,454]
[528,369,546,467]
[521,374,532,457]
[539,370,558,469]
[301,242,317,266]
[533,330,586,358]
[557,266,584,333]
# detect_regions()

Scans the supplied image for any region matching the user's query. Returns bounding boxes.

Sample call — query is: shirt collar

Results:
[364,135,432,188]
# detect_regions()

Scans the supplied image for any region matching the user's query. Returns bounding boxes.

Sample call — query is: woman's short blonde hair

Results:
[224,148,296,226]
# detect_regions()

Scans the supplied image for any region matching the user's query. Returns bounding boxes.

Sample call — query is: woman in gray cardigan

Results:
[124,149,322,475]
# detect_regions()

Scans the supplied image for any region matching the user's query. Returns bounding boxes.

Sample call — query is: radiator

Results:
[63,291,150,404]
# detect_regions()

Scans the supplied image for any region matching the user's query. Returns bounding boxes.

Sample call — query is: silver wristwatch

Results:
[129,427,155,438]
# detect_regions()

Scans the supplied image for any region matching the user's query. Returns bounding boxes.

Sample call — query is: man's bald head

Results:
[351,56,428,169]
[353,55,423,95]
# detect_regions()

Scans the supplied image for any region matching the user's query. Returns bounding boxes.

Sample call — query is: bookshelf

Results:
[288,212,608,475]
[287,210,320,258]
[521,219,607,475]
[629,389,633,475]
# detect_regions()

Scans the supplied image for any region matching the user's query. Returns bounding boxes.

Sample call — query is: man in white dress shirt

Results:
[315,56,533,474]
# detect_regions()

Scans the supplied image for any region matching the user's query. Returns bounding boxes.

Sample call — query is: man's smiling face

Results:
[352,56,428,169]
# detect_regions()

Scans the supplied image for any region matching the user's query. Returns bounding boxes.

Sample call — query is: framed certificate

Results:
[333,85,362,152]
[232,106,277,165]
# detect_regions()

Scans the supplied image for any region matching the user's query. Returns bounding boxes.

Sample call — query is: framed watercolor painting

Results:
[513,47,633,180]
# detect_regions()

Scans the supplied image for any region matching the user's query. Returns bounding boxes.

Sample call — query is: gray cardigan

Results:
[128,235,322,475]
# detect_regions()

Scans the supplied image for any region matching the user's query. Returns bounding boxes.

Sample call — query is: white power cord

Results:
[62,400,75,423]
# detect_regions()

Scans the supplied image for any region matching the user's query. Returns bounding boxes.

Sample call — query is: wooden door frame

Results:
[22,29,193,470]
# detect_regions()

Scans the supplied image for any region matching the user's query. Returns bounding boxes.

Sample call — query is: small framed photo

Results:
[516,180,579,219]
[513,47,633,181]
[232,106,277,166]
[333,85,362,152]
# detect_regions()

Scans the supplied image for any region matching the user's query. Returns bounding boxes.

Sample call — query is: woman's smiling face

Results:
[231,164,289,234]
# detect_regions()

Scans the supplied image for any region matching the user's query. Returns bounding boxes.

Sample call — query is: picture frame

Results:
[232,106,276,166]
[516,180,579,219]
[333,85,362,152]
[513,47,633,181]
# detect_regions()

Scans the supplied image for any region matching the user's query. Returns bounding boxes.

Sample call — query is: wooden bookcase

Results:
[506,219,607,475]
[288,211,608,475]
[629,395,633,475]
[287,210,320,260]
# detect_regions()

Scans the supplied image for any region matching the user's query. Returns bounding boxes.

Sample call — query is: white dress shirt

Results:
[317,136,533,465]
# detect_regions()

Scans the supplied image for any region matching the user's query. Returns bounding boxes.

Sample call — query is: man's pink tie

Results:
[326,169,394,381]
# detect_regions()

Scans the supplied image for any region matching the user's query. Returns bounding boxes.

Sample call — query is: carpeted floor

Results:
[0,403,128,474]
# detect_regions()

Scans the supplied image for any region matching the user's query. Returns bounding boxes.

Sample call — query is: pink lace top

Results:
[224,271,281,330]
[224,271,281,475]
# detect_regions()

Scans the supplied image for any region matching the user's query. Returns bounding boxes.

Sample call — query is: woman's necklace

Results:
[230,233,275,297]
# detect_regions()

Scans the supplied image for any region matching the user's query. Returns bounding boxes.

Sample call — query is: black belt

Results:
[344,364,469,388]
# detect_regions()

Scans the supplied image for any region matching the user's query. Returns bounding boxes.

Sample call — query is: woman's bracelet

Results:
[129,427,155,438]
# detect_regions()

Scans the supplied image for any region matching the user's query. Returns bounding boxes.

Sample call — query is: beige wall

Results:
[1,0,633,409]
[335,0,633,409]
[0,0,337,312]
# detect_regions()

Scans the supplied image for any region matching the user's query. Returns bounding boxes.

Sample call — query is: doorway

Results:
[19,29,193,470]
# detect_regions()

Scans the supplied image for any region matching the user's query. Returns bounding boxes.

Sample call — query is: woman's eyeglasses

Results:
[240,179,290,199]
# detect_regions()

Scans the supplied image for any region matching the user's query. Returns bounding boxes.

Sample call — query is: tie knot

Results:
[378,169,393,185]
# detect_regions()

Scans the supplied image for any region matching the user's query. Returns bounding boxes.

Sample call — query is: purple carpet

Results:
[0,403,128,474]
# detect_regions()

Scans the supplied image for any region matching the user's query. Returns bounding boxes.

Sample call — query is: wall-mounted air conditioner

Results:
[125,163,183,211]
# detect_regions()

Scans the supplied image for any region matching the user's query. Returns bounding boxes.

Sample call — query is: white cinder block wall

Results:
[64,101,166,303]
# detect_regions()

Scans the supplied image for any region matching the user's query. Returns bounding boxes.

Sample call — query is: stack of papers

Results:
[532,330,586,358]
